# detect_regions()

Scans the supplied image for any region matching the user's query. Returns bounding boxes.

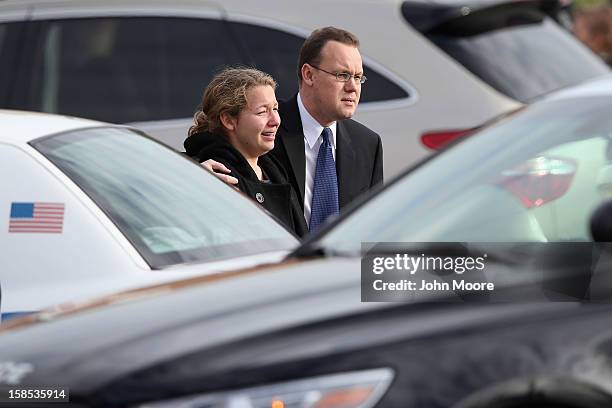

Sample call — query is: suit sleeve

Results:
[371,134,384,186]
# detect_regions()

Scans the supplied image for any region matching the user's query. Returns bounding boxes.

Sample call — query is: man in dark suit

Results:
[271,27,383,232]
[201,26,383,232]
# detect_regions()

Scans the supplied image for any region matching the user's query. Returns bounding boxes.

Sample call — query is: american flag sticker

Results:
[8,202,65,233]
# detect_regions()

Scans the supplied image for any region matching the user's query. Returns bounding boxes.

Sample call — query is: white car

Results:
[0,110,298,320]
[0,0,608,179]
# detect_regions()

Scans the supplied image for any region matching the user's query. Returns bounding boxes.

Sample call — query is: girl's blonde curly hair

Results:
[189,67,277,137]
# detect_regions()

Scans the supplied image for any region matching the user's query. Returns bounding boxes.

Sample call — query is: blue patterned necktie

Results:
[309,127,339,232]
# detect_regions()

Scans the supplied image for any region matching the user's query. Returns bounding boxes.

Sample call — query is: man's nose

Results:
[344,78,359,91]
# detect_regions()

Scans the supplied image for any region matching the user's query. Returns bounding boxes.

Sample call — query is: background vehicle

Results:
[0,110,297,320]
[0,0,608,178]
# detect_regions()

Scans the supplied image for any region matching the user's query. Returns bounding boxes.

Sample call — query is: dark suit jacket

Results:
[269,95,384,212]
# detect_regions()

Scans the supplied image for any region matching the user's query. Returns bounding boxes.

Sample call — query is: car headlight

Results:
[138,368,394,408]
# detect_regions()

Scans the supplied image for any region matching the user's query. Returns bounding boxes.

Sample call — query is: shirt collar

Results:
[297,92,337,149]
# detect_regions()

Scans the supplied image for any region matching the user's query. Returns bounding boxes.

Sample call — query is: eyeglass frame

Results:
[308,64,367,84]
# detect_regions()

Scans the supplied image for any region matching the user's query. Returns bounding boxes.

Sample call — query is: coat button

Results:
[255,192,264,203]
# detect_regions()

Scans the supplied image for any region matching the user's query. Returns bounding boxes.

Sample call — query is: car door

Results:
[0,143,146,318]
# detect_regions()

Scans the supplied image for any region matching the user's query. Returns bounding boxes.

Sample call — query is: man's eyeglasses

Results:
[310,65,367,84]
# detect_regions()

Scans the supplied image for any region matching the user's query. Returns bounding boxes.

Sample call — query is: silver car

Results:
[0,110,297,320]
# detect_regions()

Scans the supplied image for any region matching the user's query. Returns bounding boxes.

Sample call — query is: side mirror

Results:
[590,199,612,242]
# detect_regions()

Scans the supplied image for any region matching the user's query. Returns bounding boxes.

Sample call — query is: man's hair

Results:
[297,26,360,82]
[189,67,277,136]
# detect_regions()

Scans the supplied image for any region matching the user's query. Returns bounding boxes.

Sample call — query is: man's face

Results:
[308,41,363,125]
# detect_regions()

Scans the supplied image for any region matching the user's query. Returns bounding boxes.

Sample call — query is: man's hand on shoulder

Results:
[201,159,239,186]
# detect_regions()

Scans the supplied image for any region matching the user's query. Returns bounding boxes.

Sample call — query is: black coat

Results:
[270,94,384,212]
[184,132,308,237]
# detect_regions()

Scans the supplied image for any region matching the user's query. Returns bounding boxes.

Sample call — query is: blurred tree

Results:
[574,0,609,10]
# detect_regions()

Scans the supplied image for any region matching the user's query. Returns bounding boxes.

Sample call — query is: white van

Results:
[0,0,608,178]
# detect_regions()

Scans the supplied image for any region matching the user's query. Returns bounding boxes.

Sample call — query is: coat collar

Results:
[297,93,337,150]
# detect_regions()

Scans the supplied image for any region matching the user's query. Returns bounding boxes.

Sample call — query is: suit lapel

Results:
[336,121,356,209]
[279,96,306,202]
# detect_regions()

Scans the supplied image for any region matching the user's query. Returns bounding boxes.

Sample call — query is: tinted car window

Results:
[0,22,24,106]
[9,17,244,123]
[4,16,409,123]
[230,22,303,101]
[358,64,410,102]
[0,23,7,104]
[32,127,297,267]
[4,17,408,123]
[403,2,609,102]
[317,96,612,252]
[232,21,409,103]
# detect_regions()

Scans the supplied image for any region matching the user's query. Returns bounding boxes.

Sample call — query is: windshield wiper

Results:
[291,241,523,265]
[289,243,361,259]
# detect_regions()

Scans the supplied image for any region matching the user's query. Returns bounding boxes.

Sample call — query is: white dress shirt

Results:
[297,93,337,227]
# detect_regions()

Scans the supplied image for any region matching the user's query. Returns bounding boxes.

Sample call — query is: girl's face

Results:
[226,85,280,159]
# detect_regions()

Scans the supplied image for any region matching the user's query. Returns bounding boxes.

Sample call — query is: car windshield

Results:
[32,127,297,267]
[314,94,612,254]
[425,13,609,102]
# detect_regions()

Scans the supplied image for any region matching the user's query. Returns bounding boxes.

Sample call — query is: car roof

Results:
[407,0,544,5]
[0,110,106,144]
[542,74,612,102]
[0,0,552,7]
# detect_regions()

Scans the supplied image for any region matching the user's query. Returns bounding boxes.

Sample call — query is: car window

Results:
[317,96,612,252]
[403,2,610,102]
[0,22,24,106]
[0,24,6,104]
[230,21,303,102]
[32,128,297,267]
[2,17,409,123]
[9,17,244,123]
[231,21,409,103]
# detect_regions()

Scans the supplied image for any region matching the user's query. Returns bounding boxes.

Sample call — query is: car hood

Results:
[1,249,290,319]
[0,258,370,388]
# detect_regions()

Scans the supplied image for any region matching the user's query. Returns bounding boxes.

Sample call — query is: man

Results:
[271,26,383,232]
[201,26,383,232]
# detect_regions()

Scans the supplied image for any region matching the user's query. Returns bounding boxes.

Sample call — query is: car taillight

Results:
[497,157,576,209]
[420,128,476,150]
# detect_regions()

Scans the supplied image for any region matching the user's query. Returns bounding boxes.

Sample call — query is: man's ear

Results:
[220,111,237,131]
[301,64,315,86]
